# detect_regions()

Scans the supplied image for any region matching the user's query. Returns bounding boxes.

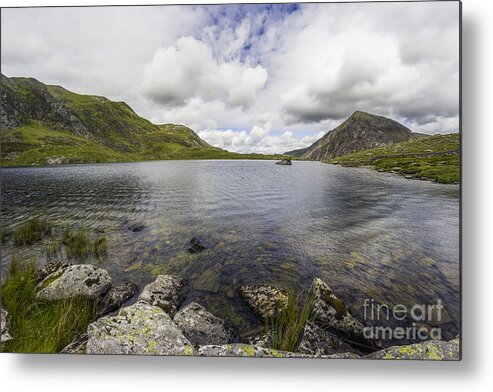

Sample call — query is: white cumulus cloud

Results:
[141,36,267,109]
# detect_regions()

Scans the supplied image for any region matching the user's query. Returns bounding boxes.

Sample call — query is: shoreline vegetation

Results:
[328,133,460,184]
[1,219,460,359]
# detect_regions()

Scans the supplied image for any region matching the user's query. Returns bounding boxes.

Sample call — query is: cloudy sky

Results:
[1,2,460,154]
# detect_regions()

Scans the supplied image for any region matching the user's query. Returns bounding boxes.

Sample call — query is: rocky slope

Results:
[1,74,270,166]
[285,111,419,161]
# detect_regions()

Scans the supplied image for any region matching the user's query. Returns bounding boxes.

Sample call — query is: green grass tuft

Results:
[44,239,63,261]
[265,290,314,352]
[13,219,51,246]
[93,236,108,258]
[62,226,108,260]
[1,256,98,353]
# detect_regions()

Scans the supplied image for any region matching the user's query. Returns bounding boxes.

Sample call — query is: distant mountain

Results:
[285,111,421,161]
[0,74,241,166]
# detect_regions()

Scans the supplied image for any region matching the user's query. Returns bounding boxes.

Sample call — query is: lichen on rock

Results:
[86,301,193,355]
[366,336,460,360]
[197,344,294,357]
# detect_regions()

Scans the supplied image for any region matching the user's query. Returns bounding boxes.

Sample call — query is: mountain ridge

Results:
[285,111,422,160]
[1,75,286,167]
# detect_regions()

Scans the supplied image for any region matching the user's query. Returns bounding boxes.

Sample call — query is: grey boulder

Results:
[86,301,194,355]
[309,278,367,343]
[97,282,139,316]
[297,321,359,356]
[138,275,188,317]
[36,264,112,301]
[173,302,229,345]
[238,284,288,319]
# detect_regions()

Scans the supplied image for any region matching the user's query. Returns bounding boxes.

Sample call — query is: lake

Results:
[1,160,460,344]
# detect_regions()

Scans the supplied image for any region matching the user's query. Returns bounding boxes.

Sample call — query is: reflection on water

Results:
[1,160,460,343]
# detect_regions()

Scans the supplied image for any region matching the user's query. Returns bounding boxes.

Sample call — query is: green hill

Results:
[0,75,280,166]
[328,133,460,184]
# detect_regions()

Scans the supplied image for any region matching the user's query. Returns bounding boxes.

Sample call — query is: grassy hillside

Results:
[0,75,282,167]
[328,133,460,184]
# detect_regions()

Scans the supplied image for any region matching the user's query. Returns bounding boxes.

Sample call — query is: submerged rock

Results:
[86,301,193,355]
[128,223,145,232]
[173,302,230,346]
[61,332,88,354]
[98,282,139,316]
[366,336,460,360]
[309,278,369,345]
[34,260,72,283]
[297,321,359,356]
[36,264,112,301]
[193,263,221,293]
[1,308,13,350]
[275,158,292,165]
[138,275,188,317]
[188,237,206,253]
[238,284,288,319]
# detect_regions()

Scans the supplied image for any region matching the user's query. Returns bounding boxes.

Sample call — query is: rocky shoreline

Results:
[0,261,460,359]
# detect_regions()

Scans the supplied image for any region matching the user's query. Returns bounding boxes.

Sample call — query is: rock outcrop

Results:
[138,275,188,317]
[36,264,112,301]
[297,321,359,356]
[366,336,460,360]
[309,278,370,345]
[97,282,139,316]
[86,301,194,355]
[238,284,289,319]
[173,302,230,346]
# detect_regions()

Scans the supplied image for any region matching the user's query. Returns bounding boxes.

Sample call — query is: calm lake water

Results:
[1,160,460,343]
